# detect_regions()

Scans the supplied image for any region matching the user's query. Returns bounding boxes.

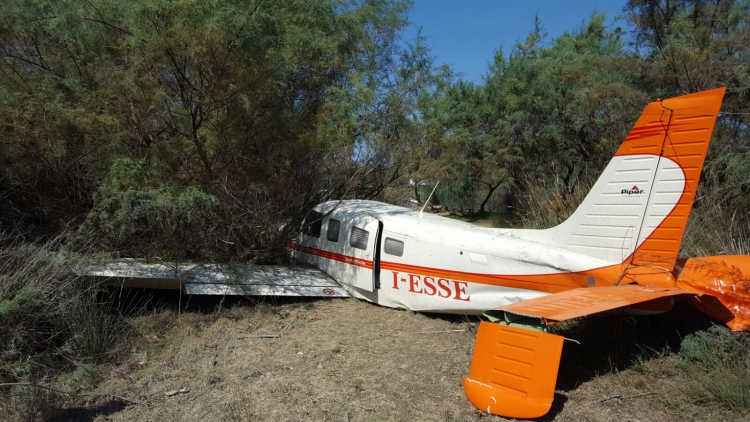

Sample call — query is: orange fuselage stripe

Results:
[287,241,625,294]
[286,241,373,269]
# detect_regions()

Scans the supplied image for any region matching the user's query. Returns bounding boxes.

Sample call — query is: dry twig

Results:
[412,329,466,334]
[237,334,280,339]
[594,391,659,403]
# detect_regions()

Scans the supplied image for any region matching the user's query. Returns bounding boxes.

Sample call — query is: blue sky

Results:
[404,1,629,83]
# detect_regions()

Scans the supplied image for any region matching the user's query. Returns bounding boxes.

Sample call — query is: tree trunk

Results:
[479,182,500,213]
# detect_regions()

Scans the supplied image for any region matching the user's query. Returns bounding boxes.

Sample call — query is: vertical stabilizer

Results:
[532,88,725,271]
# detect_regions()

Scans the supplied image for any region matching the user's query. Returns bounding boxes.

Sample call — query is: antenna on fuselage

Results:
[419,181,440,218]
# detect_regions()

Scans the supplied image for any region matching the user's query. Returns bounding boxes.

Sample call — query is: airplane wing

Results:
[83,260,350,297]
[463,285,699,419]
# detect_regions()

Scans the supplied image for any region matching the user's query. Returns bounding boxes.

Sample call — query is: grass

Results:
[49,298,746,421]
[0,237,135,420]
[678,326,750,413]
[681,201,750,257]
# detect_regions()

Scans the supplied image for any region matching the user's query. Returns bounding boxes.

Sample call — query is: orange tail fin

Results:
[621,88,726,271]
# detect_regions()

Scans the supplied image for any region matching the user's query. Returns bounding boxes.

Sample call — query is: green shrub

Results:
[78,158,221,259]
[63,289,129,363]
[679,326,750,413]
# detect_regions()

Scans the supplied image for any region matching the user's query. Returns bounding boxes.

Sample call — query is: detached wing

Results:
[83,260,350,297]
[463,285,697,419]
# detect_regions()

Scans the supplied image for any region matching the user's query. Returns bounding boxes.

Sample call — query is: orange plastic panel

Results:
[496,285,694,323]
[463,322,564,419]
[676,255,750,331]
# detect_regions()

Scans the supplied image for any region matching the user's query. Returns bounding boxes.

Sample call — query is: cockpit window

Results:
[327,219,341,242]
[384,238,404,257]
[302,210,323,238]
[349,226,369,250]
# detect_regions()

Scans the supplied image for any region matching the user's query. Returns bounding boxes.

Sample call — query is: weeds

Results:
[679,326,750,413]
[64,290,129,363]
[681,202,750,257]
[0,237,133,418]
[517,173,594,229]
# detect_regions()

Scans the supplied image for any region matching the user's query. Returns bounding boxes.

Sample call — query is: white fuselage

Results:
[289,200,626,314]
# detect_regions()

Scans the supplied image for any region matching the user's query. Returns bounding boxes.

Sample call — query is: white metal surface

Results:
[290,152,687,314]
[83,261,349,297]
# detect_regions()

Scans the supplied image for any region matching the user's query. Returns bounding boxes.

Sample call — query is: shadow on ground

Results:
[48,399,127,422]
[552,302,715,390]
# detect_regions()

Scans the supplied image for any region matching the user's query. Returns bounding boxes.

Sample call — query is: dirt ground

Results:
[54,297,744,422]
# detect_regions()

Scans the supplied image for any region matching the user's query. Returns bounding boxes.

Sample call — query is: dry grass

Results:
[37,298,745,422]
[66,298,476,421]
[681,201,750,257]
[0,239,137,421]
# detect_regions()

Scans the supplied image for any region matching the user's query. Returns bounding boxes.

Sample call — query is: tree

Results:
[440,14,645,213]
[0,0,413,260]
[626,0,750,230]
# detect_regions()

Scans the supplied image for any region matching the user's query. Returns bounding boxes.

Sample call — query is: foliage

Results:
[625,0,750,243]
[679,325,750,413]
[0,238,131,417]
[435,14,646,212]
[0,0,747,261]
[0,0,427,261]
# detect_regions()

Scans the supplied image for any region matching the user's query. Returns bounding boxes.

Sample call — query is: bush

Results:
[0,237,131,417]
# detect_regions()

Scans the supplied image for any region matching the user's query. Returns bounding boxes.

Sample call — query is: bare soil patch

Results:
[50,298,744,422]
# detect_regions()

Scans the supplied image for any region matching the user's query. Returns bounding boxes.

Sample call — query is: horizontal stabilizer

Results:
[82,261,350,297]
[494,285,696,324]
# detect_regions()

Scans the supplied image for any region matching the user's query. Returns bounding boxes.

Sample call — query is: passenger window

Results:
[327,219,341,242]
[384,238,404,257]
[349,226,369,250]
[303,210,323,238]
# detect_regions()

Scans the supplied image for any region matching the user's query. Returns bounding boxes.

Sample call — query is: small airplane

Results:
[87,87,749,419]
[286,87,750,418]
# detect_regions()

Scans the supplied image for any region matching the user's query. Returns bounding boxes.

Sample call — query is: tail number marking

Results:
[391,271,470,302]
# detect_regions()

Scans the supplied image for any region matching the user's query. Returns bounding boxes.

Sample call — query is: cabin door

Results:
[343,216,382,292]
